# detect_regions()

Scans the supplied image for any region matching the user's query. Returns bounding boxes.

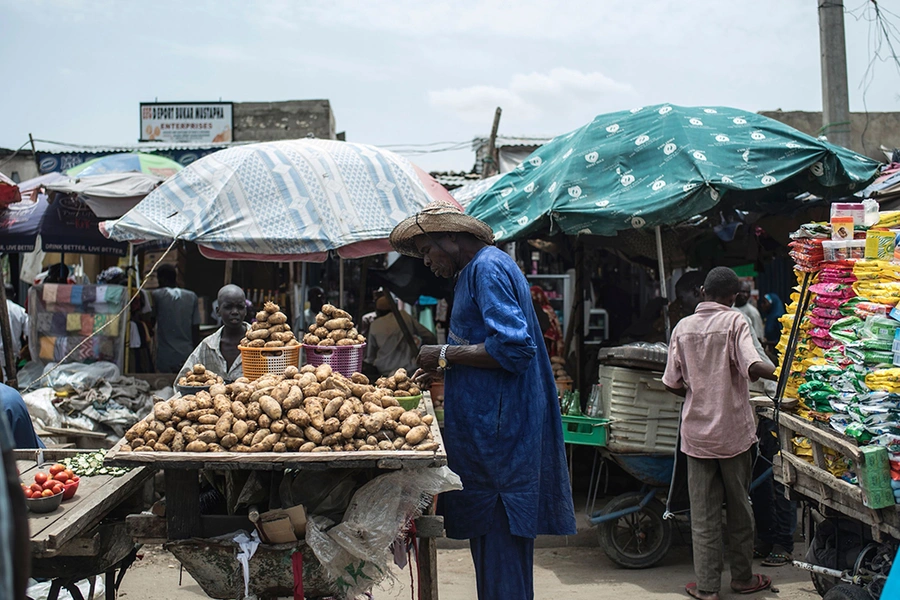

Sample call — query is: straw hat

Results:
[390,201,495,258]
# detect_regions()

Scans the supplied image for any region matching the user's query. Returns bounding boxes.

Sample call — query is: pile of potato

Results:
[240,302,300,349]
[120,364,438,454]
[178,364,224,387]
[302,304,366,347]
[552,356,570,381]
[376,368,421,399]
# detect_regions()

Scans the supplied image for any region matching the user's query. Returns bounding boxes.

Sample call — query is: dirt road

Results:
[118,544,822,600]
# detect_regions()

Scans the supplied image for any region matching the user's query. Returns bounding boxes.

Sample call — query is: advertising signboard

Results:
[140,102,233,144]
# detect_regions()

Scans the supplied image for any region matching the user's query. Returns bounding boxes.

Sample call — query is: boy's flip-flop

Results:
[731,574,772,594]
[685,582,721,600]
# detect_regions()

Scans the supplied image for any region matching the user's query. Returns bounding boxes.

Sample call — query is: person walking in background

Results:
[151,264,200,373]
[364,293,437,377]
[663,267,776,600]
[302,286,325,333]
[390,202,576,600]
[733,281,765,342]
[0,284,28,382]
[530,286,564,357]
[758,293,786,355]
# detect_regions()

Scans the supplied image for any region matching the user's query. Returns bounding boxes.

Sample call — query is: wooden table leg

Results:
[418,499,440,600]
[165,469,201,539]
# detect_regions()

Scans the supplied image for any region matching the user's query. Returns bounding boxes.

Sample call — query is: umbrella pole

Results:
[0,259,18,387]
[124,243,133,374]
[655,226,671,342]
[339,258,345,308]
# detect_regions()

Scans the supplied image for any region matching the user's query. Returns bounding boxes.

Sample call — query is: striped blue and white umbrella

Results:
[102,139,458,261]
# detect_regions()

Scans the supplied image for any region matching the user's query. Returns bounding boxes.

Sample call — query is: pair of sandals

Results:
[685,574,772,600]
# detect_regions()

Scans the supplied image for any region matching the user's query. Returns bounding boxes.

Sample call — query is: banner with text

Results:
[140,102,233,143]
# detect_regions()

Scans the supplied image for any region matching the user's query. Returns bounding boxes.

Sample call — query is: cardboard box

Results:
[258,504,307,544]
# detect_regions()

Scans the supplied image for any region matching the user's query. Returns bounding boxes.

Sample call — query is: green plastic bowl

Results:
[396,394,423,411]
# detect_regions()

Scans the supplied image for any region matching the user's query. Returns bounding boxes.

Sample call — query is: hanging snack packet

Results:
[865,229,896,260]
[830,316,863,343]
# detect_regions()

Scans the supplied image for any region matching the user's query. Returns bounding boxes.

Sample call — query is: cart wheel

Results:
[822,584,873,600]
[597,492,672,569]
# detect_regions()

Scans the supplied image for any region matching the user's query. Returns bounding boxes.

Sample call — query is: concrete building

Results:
[233,99,337,142]
[0,148,40,182]
[759,110,900,161]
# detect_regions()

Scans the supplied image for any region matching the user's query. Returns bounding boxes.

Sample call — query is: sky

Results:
[2,0,900,172]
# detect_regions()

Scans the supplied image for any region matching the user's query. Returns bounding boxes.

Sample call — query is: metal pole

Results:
[339,258,345,308]
[483,107,503,178]
[655,226,671,341]
[0,260,18,387]
[28,133,40,174]
[818,0,851,148]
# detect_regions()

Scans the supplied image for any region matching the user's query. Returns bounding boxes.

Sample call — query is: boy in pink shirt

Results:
[663,267,776,600]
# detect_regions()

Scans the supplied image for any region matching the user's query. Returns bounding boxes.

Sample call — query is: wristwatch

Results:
[437,344,450,371]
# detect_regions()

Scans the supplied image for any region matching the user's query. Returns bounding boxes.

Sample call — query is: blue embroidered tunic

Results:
[441,246,577,539]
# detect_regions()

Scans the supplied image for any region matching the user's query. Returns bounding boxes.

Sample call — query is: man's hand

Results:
[417,345,442,371]
[412,368,441,387]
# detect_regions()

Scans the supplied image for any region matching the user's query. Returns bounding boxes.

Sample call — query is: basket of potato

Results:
[119,363,439,454]
[376,368,422,410]
[239,301,301,380]
[177,364,224,395]
[302,304,367,377]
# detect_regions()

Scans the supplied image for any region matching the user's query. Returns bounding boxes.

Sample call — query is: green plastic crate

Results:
[561,415,609,447]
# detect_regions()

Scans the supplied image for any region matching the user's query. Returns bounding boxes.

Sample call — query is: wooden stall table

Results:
[15,448,154,600]
[106,396,448,600]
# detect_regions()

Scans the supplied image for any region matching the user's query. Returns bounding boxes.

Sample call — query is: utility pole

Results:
[483,107,502,179]
[818,0,852,149]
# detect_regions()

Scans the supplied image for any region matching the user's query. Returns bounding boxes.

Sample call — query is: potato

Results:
[352,398,366,415]
[323,417,341,435]
[383,419,397,431]
[337,401,355,421]
[311,446,333,453]
[159,428,177,446]
[198,430,218,444]
[215,413,234,438]
[283,387,304,410]
[305,427,324,444]
[272,442,286,453]
[270,419,286,434]
[393,438,406,450]
[258,396,282,420]
[144,431,158,443]
[298,372,318,387]
[240,337,251,347]
[232,444,251,453]
[134,445,154,452]
[268,312,288,325]
[283,365,299,377]
[366,435,379,446]
[378,441,394,451]
[229,401,247,421]
[197,424,216,434]
[154,401,174,422]
[416,442,439,452]
[299,442,317,452]
[198,414,220,425]
[381,396,399,408]
[258,414,272,430]
[214,395,232,416]
[351,373,369,385]
[324,398,344,419]
[393,368,408,383]
[262,433,280,448]
[302,383,322,398]
[364,402,384,415]
[328,329,348,342]
[247,402,262,421]
[315,364,333,382]
[126,421,148,441]
[320,389,346,402]
[251,321,270,331]
[287,408,311,427]
[265,340,285,348]
[405,425,429,445]
[341,414,361,439]
[256,310,268,321]
[336,339,357,346]
[400,411,422,427]
[285,423,305,438]
[248,339,266,348]
[220,433,238,449]
[185,440,208,452]
[241,433,254,446]
[209,383,227,396]
[251,429,271,446]
[151,442,169,452]
[422,414,434,426]
[321,434,340,447]
[172,398,191,419]
[232,420,249,440]
[182,426,198,443]
[363,413,387,434]
[305,399,325,429]
[395,424,411,437]
[303,333,320,345]
[284,437,305,450]
[359,445,376,452]
[248,328,271,340]
[301,364,316,374]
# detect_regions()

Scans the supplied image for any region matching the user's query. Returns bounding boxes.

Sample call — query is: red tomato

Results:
[42,481,56,491]
[71,476,79,483]
[64,469,75,479]
[30,483,43,493]
[53,472,69,483]
[34,472,48,484]
[49,463,66,475]
[51,484,63,495]
[23,489,32,498]
[41,489,53,497]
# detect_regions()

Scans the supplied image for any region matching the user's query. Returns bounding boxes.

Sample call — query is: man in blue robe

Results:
[391,202,576,600]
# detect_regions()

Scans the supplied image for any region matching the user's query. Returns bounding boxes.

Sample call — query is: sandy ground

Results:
[116,543,823,600]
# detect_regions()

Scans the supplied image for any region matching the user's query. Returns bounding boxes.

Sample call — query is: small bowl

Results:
[434,408,444,423]
[26,491,64,513]
[395,394,423,411]
[177,384,211,396]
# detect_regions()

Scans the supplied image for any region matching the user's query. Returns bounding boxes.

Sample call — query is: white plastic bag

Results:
[305,467,462,599]
[27,577,106,600]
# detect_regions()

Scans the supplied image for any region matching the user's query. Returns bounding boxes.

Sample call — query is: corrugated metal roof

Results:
[30,139,253,153]
[471,135,554,151]
[430,171,481,190]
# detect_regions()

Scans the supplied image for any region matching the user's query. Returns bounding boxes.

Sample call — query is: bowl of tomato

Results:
[22,463,72,512]
[22,484,64,513]
[62,476,80,500]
